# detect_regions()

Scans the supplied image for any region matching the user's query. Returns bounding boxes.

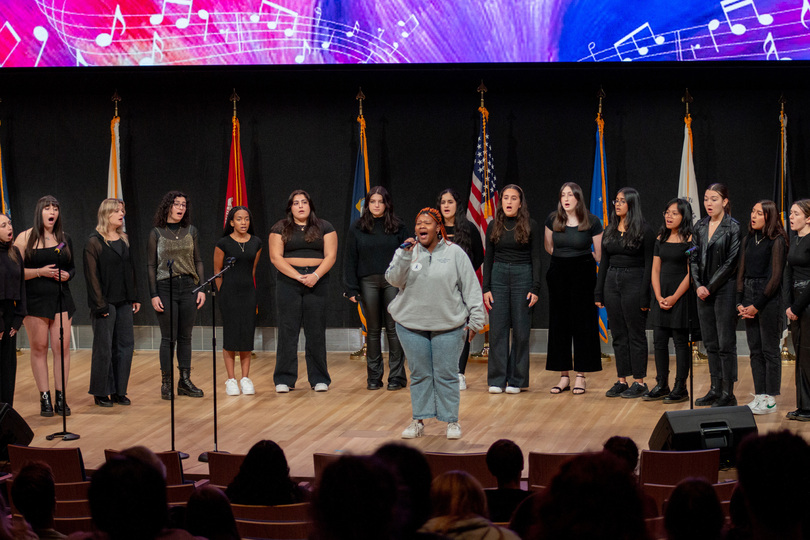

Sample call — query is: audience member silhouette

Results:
[602,436,657,517]
[184,486,239,540]
[663,478,723,540]
[225,439,308,506]
[10,462,64,539]
[312,455,398,540]
[420,470,519,539]
[373,443,436,538]
[724,486,752,540]
[484,439,530,523]
[736,430,810,540]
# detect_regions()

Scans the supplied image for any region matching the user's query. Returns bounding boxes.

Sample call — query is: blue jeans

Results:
[89,302,135,396]
[696,279,738,382]
[396,323,465,423]
[743,278,781,395]
[603,267,649,379]
[488,263,533,388]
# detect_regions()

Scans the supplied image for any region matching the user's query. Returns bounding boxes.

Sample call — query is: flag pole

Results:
[350,87,369,360]
[594,87,612,360]
[470,80,491,361]
[779,94,796,363]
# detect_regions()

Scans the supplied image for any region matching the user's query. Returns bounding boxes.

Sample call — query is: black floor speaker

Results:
[648,406,758,467]
[0,402,34,461]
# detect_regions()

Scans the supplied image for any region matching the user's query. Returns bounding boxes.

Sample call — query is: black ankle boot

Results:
[643,380,670,401]
[695,377,721,406]
[177,368,204,397]
[55,390,71,416]
[40,391,54,417]
[664,379,689,403]
[161,370,172,400]
[712,379,737,407]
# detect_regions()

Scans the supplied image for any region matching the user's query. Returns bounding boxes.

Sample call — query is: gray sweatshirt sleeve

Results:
[456,249,487,332]
[385,247,413,288]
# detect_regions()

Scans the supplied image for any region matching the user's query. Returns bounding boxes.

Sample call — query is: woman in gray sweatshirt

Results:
[386,207,487,440]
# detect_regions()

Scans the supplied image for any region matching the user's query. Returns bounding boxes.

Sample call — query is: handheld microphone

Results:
[54,242,66,253]
[400,240,416,249]
[225,256,237,267]
[685,246,698,255]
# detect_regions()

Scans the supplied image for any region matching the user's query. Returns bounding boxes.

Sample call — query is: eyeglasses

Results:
[612,199,627,206]
[173,202,187,209]
[663,211,680,218]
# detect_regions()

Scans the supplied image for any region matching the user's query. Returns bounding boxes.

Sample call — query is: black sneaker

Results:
[620,382,648,399]
[605,381,629,398]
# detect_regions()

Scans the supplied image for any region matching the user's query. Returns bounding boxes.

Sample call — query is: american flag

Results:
[466,106,498,251]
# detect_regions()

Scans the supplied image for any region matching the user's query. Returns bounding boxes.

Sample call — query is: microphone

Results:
[225,256,237,267]
[685,246,698,255]
[400,240,416,249]
[54,242,66,253]
[166,259,174,269]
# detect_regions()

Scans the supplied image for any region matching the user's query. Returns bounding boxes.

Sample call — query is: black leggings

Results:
[360,274,405,386]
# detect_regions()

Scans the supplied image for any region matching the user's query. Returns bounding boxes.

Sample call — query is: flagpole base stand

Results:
[469,343,489,363]
[350,343,367,360]
[782,346,796,364]
[600,352,612,363]
[692,343,708,364]
[46,431,80,441]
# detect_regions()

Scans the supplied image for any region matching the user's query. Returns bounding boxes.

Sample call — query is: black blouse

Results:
[736,234,785,311]
[84,232,139,316]
[594,224,655,308]
[0,241,26,333]
[343,217,407,297]
[482,217,543,295]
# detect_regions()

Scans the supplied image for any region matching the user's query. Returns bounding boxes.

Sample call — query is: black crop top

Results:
[271,219,335,258]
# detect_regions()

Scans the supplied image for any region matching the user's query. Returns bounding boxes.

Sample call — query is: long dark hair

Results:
[0,213,17,264]
[751,199,788,244]
[226,440,299,506]
[706,183,731,215]
[357,186,402,234]
[26,195,70,260]
[658,198,694,242]
[222,205,255,237]
[603,187,645,249]
[436,188,472,253]
[552,182,589,232]
[153,190,191,228]
[490,184,530,245]
[275,189,322,243]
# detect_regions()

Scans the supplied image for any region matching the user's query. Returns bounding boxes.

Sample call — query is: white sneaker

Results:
[747,393,762,410]
[275,384,290,393]
[505,386,521,394]
[754,394,777,415]
[488,386,503,394]
[401,420,424,439]
[446,422,462,439]
[225,378,240,396]
[240,377,255,395]
[458,374,467,391]
[313,383,329,392]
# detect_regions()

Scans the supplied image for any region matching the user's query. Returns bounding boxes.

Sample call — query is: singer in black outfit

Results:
[595,187,655,399]
[84,199,140,407]
[438,188,484,391]
[148,191,206,400]
[344,186,407,391]
[785,200,810,421]
[15,195,76,417]
[0,213,25,407]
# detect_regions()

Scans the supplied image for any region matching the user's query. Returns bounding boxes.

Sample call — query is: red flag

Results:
[224,116,247,226]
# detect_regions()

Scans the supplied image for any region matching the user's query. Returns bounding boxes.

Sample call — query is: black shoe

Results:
[787,409,810,420]
[712,380,737,407]
[161,370,172,400]
[387,383,405,391]
[177,368,204,398]
[621,382,648,399]
[642,383,670,401]
[605,381,628,398]
[367,381,383,390]
[55,390,71,416]
[94,395,114,407]
[40,391,54,417]
[112,394,131,405]
[695,378,721,406]
[664,380,689,403]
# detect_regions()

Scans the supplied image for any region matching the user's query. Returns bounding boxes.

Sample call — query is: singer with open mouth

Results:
[148,191,206,400]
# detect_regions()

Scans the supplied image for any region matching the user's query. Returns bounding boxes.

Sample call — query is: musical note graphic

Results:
[96,4,126,47]
[588,42,597,61]
[150,0,194,30]
[397,14,419,38]
[75,49,88,66]
[708,19,720,51]
[0,21,21,67]
[321,31,334,49]
[198,9,210,41]
[762,31,788,60]
[613,22,665,61]
[250,1,298,37]
[803,0,810,29]
[294,40,311,63]
[139,32,165,65]
[33,25,48,66]
[709,0,773,37]
[346,20,359,38]
[690,43,701,59]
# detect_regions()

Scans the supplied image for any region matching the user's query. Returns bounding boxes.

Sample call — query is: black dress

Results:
[217,235,261,351]
[24,235,76,318]
[650,240,692,329]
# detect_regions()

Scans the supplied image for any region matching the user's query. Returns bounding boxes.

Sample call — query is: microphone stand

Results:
[47,244,79,441]
[195,258,236,463]
[166,260,188,460]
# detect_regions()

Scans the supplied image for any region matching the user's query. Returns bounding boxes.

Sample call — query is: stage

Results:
[8,349,802,479]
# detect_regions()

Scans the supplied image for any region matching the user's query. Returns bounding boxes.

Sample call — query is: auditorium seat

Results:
[231,502,311,521]
[236,519,313,539]
[527,452,579,489]
[638,448,720,486]
[313,452,340,481]
[713,480,737,502]
[645,516,666,540]
[54,498,91,518]
[207,451,246,489]
[641,483,677,517]
[54,480,91,500]
[7,445,86,482]
[424,451,496,489]
[53,516,94,535]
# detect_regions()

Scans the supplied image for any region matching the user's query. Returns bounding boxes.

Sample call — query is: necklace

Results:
[164,226,179,240]
[754,233,764,245]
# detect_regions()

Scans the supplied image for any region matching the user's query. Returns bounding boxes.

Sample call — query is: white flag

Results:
[678,116,700,223]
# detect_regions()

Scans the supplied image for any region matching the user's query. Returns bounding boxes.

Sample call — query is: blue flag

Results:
[590,115,609,343]
[351,115,369,222]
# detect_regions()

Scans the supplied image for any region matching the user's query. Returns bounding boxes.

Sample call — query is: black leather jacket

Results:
[690,214,741,294]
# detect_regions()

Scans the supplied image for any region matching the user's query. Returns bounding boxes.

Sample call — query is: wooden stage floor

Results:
[9,349,805,479]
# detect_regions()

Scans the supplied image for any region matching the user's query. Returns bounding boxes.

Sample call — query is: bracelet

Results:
[312,272,320,279]
[36,269,40,277]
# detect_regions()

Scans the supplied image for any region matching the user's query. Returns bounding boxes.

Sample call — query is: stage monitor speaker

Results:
[0,402,34,461]
[648,406,758,467]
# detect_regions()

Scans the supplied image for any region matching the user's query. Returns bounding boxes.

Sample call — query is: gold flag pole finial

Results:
[111,90,121,117]
[230,88,240,118]
[779,93,787,115]
[356,87,365,116]
[682,88,693,116]
[597,86,606,117]
[477,80,487,108]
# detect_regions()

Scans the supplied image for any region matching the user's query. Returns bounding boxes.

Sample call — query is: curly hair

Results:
[153,191,190,228]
